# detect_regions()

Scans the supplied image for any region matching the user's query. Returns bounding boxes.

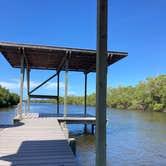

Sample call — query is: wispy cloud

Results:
[0,81,19,89]
[0,80,39,90]
[0,80,75,95]
[68,90,76,95]
[45,82,76,95]
[46,82,65,89]
[28,81,39,88]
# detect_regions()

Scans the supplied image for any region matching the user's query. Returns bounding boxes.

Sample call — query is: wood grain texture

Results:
[0,42,127,72]
[0,117,76,166]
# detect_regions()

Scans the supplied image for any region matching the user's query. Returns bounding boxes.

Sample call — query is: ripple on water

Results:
[0,104,166,166]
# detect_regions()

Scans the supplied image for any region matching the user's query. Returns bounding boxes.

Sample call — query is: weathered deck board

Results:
[14,113,96,125]
[0,117,76,166]
[39,113,96,124]
[57,117,96,124]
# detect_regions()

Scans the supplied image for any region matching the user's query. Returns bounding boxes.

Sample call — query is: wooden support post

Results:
[84,72,88,133]
[64,59,68,118]
[84,72,87,117]
[84,123,88,134]
[96,0,108,166]
[92,124,95,135]
[68,138,76,156]
[19,51,25,119]
[57,73,60,114]
[27,68,30,112]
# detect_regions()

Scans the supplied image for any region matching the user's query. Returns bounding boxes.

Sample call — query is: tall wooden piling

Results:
[96,0,108,166]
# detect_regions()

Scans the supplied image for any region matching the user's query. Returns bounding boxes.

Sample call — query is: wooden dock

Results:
[0,116,77,166]
[39,113,96,125]
[14,113,96,134]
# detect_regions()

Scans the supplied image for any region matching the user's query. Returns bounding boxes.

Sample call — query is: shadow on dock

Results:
[39,113,94,118]
[0,140,76,166]
[0,122,24,130]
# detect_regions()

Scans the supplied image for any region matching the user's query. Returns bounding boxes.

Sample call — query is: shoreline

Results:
[1,103,165,113]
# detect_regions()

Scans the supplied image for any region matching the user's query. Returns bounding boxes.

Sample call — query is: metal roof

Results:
[0,42,127,72]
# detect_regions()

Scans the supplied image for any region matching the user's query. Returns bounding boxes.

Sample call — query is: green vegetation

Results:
[107,75,166,111]
[32,75,166,112]
[0,85,19,107]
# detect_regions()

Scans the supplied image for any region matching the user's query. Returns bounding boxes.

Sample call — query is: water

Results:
[0,103,166,166]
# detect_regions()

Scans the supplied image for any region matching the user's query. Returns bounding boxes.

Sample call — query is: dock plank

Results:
[0,117,76,166]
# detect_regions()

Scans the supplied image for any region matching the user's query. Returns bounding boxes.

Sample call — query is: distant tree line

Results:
[0,85,19,107]
[107,75,166,112]
[32,75,166,112]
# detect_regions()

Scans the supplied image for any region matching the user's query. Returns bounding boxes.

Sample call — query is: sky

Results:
[0,0,165,98]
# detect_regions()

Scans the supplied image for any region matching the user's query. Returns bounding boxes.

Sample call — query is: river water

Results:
[0,103,166,166]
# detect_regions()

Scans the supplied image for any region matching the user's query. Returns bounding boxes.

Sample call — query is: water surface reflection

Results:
[0,103,166,166]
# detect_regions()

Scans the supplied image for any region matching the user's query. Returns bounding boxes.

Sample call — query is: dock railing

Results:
[15,102,27,120]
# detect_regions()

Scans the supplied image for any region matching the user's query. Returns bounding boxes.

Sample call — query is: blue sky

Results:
[0,0,165,98]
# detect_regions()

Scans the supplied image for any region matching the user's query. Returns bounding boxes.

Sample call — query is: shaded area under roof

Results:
[0,42,127,73]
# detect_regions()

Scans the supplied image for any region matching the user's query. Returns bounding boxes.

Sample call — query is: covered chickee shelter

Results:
[0,1,128,165]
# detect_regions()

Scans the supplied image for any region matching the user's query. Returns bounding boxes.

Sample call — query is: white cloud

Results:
[0,80,39,90]
[0,81,19,89]
[28,81,39,88]
[46,82,65,89]
[0,80,75,96]
[68,90,76,95]
[0,80,65,91]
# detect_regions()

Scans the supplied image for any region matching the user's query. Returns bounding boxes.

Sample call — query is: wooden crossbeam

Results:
[29,73,57,94]
[29,95,58,99]
[29,51,71,94]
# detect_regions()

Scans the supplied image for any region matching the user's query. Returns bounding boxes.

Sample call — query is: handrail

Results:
[15,102,27,118]
[15,103,21,117]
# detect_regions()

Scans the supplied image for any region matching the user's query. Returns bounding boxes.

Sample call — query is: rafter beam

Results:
[86,53,111,74]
